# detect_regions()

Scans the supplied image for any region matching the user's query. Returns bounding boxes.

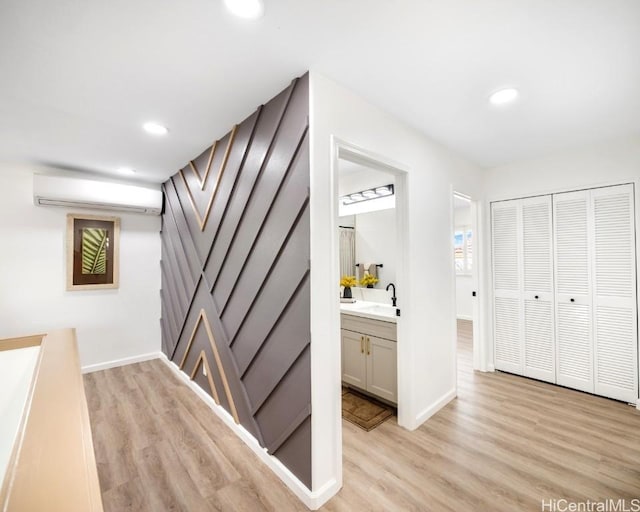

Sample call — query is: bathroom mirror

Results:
[338,161,397,290]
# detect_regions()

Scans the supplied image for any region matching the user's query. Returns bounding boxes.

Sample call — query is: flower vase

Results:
[343,286,352,299]
[366,284,373,288]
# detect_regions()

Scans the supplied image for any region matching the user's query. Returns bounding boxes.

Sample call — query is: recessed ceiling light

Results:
[143,122,168,136]
[224,0,264,19]
[489,88,519,105]
[117,167,136,175]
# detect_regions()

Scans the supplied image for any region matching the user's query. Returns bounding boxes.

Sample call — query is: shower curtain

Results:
[339,227,356,278]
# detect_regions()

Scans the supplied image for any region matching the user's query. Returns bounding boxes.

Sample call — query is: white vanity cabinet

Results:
[341,329,368,389]
[341,313,397,403]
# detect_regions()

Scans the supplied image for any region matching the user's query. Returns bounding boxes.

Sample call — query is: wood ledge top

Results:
[0,329,104,512]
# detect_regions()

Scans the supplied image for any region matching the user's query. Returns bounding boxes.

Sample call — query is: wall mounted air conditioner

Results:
[33,174,163,215]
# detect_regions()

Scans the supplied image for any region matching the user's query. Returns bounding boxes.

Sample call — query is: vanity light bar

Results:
[340,184,394,206]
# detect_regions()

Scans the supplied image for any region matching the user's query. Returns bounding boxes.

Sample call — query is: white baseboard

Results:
[158,354,330,510]
[487,364,495,372]
[311,477,341,509]
[456,315,473,321]
[81,351,162,374]
[636,399,640,411]
[412,388,457,429]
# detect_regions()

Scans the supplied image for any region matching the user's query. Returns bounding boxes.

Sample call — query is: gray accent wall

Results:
[160,74,311,488]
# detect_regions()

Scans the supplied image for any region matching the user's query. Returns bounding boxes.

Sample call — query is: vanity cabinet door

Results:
[341,329,367,389]
[366,335,397,403]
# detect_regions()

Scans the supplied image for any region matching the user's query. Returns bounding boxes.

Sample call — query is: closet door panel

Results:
[592,184,638,402]
[492,200,523,374]
[522,196,555,382]
[553,190,594,393]
[556,301,593,391]
[523,299,554,381]
[494,296,521,371]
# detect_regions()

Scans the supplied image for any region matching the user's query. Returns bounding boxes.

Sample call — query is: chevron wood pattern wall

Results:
[160,74,311,488]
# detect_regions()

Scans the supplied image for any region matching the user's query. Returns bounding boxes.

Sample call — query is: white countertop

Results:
[0,345,40,487]
[340,300,398,323]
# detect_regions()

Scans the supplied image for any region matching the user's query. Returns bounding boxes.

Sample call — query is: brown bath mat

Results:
[342,388,395,431]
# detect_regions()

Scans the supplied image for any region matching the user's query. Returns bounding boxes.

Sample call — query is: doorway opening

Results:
[452,191,481,386]
[333,140,409,430]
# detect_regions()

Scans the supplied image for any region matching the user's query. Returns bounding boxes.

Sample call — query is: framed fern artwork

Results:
[66,214,120,290]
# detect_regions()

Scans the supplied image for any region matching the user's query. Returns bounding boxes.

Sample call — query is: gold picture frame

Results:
[66,214,120,291]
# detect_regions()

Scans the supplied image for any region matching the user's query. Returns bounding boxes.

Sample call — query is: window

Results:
[454,227,472,275]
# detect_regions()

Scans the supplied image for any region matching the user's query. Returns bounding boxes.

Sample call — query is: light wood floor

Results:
[85,321,640,511]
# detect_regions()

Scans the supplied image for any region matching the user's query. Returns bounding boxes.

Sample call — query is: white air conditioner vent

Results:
[33,174,162,216]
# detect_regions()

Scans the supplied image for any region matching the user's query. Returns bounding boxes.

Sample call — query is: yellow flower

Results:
[340,275,357,287]
[360,274,379,287]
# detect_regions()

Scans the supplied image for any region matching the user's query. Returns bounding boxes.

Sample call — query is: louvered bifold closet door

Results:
[591,184,638,402]
[553,190,594,393]
[492,200,523,374]
[522,196,556,383]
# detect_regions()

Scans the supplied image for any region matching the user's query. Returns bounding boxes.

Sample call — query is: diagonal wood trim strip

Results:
[201,140,217,190]
[179,126,238,232]
[201,125,237,230]
[178,308,204,370]
[179,309,240,424]
[200,309,240,424]
[178,168,205,229]
[188,139,218,191]
[188,161,203,186]
[190,350,220,405]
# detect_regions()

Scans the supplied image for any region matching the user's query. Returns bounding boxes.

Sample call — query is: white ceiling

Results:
[1,0,639,183]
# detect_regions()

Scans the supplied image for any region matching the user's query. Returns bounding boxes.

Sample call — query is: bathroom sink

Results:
[360,304,396,317]
[340,301,397,322]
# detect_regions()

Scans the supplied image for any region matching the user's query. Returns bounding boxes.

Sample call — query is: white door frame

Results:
[331,137,412,427]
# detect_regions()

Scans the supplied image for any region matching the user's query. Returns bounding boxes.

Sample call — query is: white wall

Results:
[480,136,640,371]
[355,208,396,288]
[338,214,355,228]
[484,137,640,198]
[0,165,161,369]
[308,71,483,505]
[338,166,393,196]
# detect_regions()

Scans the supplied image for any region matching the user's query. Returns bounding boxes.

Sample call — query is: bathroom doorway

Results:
[333,140,410,429]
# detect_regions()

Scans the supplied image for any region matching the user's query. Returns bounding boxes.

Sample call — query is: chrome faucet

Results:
[386,283,397,307]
